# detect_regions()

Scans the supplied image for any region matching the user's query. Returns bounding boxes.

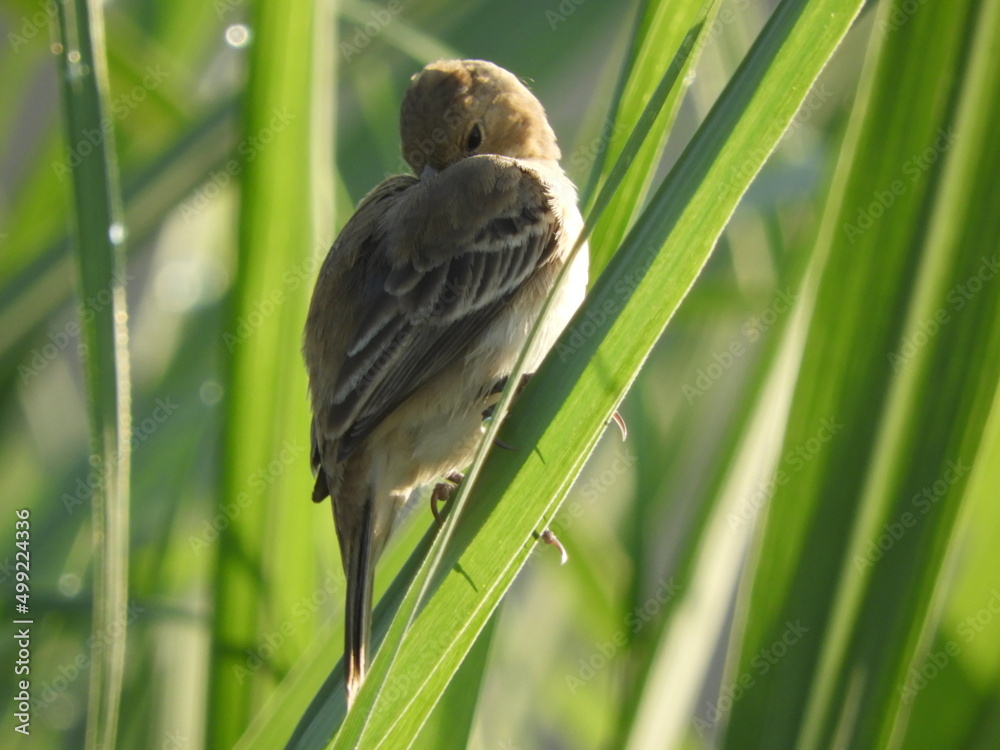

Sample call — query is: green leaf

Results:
[20,0,997,745]
[53,0,132,748]
[205,0,334,746]
[282,0,866,745]
[583,0,723,275]
[723,0,1000,747]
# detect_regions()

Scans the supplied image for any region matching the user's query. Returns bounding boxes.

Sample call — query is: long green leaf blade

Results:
[207,0,332,746]
[54,1,132,747]
[584,0,723,275]
[722,0,1000,747]
[300,0,866,746]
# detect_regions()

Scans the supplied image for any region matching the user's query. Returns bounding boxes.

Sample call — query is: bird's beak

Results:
[421,164,439,180]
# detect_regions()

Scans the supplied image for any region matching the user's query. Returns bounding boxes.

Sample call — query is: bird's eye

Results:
[465,123,484,152]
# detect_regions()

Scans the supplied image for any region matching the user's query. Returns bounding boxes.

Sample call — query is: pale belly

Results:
[368,241,588,500]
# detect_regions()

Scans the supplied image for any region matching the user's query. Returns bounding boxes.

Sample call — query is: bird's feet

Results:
[431,471,464,526]
[480,373,535,450]
[481,373,534,421]
[609,411,627,441]
[541,528,568,565]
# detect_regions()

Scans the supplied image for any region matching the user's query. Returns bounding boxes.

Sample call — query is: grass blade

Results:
[206,0,333,746]
[287,0,867,745]
[722,0,1000,747]
[53,0,132,747]
[583,0,723,275]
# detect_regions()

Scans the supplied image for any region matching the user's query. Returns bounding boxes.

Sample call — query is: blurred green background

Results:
[2,0,999,748]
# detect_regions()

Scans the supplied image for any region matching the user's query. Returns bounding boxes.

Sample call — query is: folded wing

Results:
[320,155,559,464]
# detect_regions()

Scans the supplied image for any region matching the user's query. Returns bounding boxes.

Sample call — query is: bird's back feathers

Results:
[305,155,565,475]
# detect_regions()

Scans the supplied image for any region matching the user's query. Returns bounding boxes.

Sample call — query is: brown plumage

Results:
[303,59,588,706]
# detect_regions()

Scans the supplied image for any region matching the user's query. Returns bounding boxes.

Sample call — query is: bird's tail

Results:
[342,498,376,708]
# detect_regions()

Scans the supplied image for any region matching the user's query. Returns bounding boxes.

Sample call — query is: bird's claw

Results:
[609,411,627,441]
[430,471,464,526]
[541,528,568,565]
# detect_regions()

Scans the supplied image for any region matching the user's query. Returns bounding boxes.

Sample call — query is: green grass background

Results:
[1,0,998,748]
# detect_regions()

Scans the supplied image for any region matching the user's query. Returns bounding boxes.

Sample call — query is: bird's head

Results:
[400,59,561,177]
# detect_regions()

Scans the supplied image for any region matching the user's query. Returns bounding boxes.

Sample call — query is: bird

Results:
[303,58,589,706]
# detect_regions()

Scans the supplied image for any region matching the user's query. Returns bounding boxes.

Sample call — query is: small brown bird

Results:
[303,59,588,705]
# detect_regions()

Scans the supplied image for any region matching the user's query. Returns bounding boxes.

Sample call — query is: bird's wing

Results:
[323,155,561,461]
